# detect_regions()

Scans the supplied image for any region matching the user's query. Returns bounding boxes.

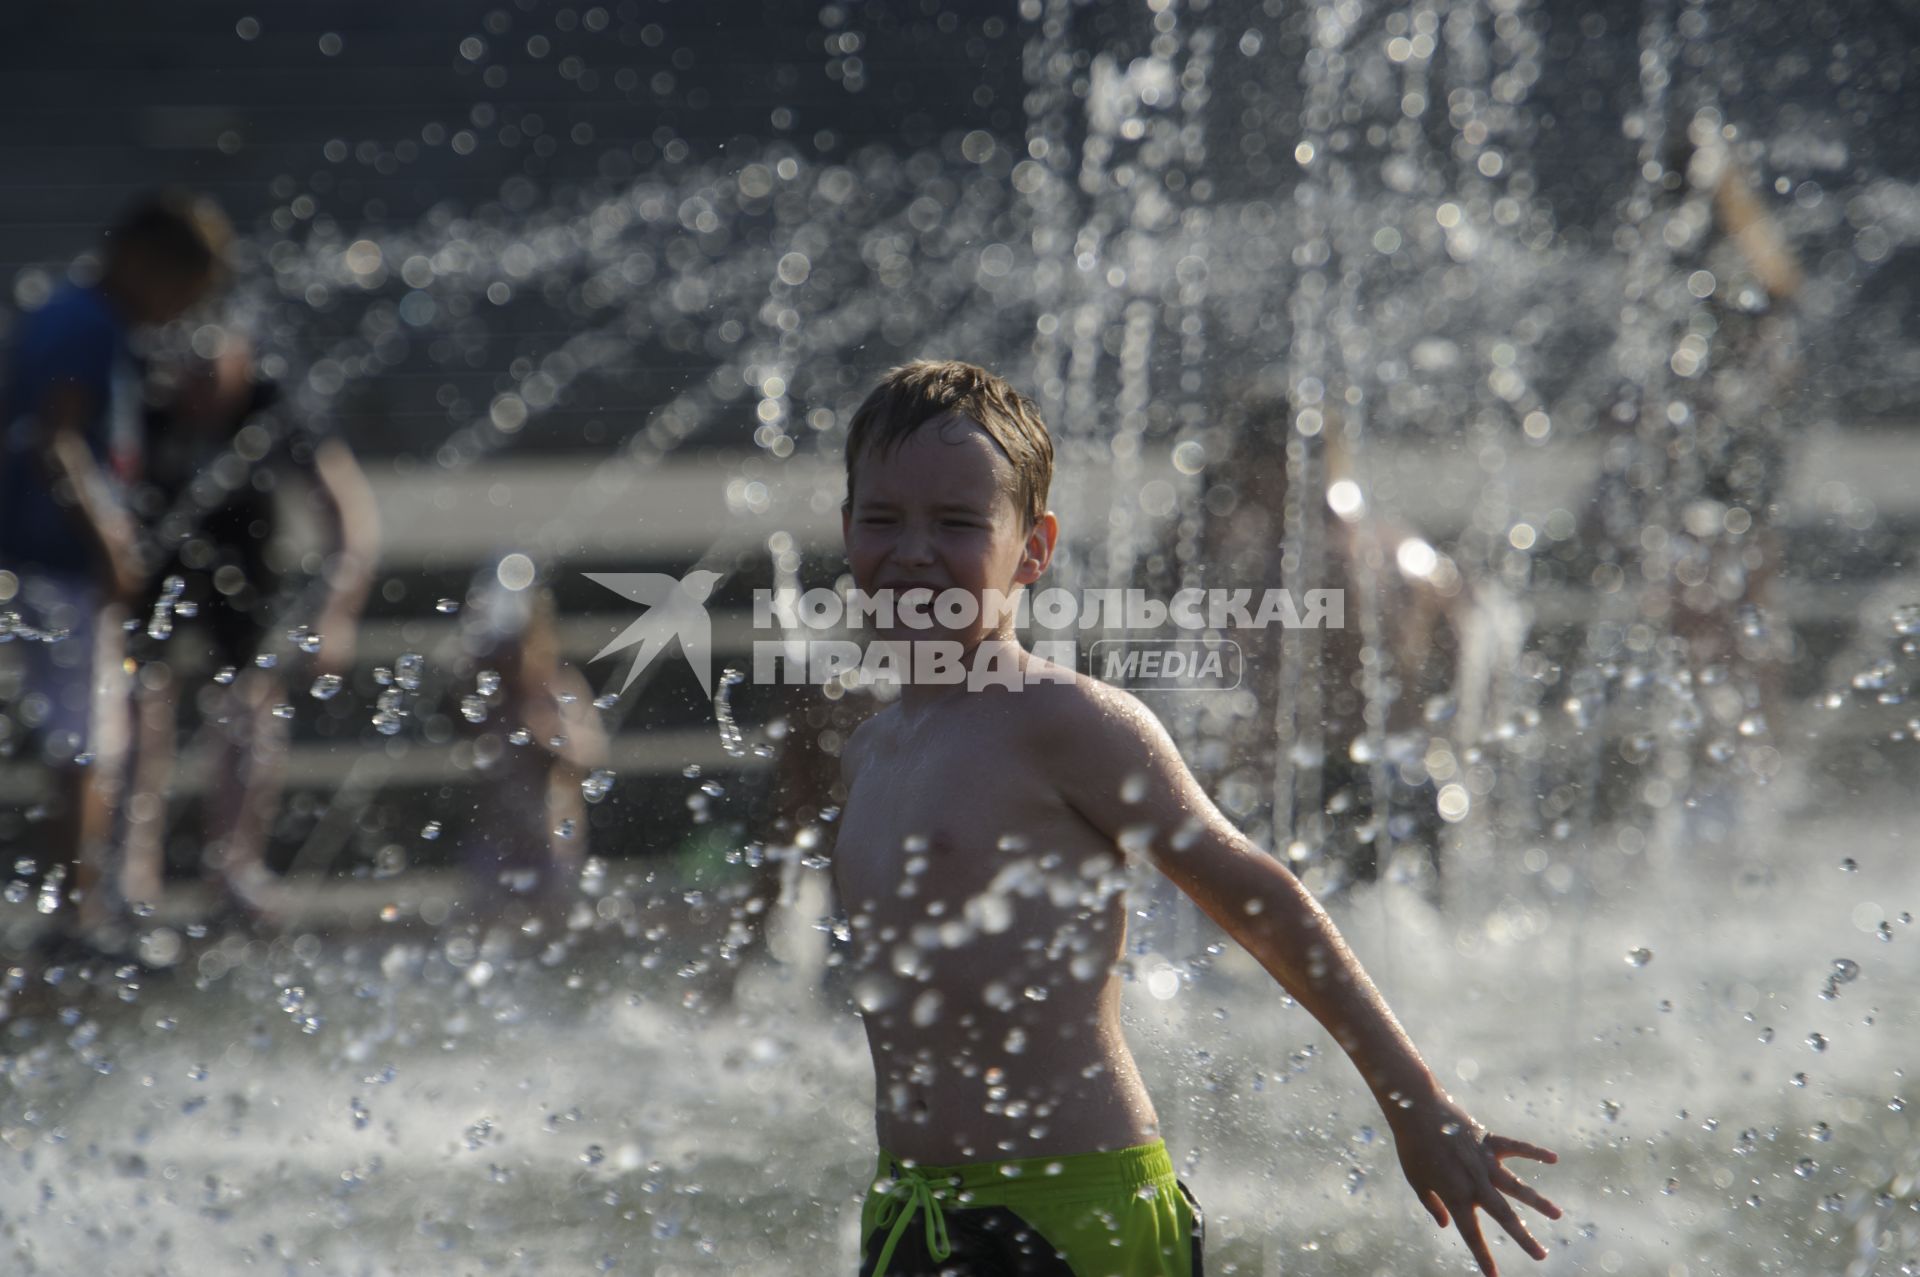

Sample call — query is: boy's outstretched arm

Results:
[1043,680,1562,1277]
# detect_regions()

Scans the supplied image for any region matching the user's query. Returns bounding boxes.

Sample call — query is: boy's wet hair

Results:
[104,189,233,286]
[845,359,1053,529]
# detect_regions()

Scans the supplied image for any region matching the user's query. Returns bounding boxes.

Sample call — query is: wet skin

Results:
[835,676,1162,1165]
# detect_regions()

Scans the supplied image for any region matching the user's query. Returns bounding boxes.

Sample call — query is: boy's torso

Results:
[834,682,1161,1165]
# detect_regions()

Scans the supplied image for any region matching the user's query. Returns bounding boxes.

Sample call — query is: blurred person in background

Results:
[742,679,879,987]
[1200,399,1525,902]
[119,329,379,932]
[439,557,607,931]
[0,191,228,956]
[1575,122,1805,840]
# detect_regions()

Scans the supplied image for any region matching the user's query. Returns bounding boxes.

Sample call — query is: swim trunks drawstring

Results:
[870,1166,953,1276]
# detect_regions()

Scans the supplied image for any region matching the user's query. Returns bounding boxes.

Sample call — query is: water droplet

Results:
[1806,1032,1828,1053]
[1839,858,1859,873]
[147,576,185,640]
[436,597,461,615]
[1891,603,1920,635]
[395,652,424,691]
[1625,947,1653,967]
[309,673,343,700]
[910,990,943,1027]
[1830,959,1860,984]
[1794,1157,1817,1179]
[593,693,618,710]
[421,820,442,841]
[477,669,501,695]
[460,694,489,723]
[713,667,747,757]
[271,703,295,720]
[1852,661,1895,691]
[582,769,615,803]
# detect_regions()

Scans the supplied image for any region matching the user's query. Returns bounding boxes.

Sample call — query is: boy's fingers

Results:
[1484,1192,1547,1261]
[1422,1190,1449,1228]
[1486,1135,1558,1164]
[1493,1167,1563,1220]
[1455,1206,1499,1277]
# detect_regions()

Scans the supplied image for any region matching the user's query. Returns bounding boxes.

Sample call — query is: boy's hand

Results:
[1389,1096,1561,1276]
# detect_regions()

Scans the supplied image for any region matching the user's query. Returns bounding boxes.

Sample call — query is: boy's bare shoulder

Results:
[1009,661,1197,844]
[1007,657,1164,753]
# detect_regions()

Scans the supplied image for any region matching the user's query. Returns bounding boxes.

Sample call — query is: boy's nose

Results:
[894,524,935,564]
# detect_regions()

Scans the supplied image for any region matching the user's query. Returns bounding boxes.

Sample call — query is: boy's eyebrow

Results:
[850,495,991,513]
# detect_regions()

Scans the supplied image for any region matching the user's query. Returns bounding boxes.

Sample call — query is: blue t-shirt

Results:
[0,282,138,573]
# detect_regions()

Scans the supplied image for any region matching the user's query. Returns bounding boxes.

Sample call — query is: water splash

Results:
[712,667,748,758]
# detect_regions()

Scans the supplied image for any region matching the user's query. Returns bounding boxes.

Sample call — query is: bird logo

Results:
[586,570,723,696]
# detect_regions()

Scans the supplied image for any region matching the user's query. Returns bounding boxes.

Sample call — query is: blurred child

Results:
[441,559,607,927]
[122,332,379,927]
[0,191,227,950]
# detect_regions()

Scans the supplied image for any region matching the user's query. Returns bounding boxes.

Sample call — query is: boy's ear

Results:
[1015,511,1059,585]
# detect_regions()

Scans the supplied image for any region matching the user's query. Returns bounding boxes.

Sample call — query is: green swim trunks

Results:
[857,1139,1205,1276]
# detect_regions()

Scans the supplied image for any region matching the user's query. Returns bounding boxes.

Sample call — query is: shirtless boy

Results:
[832,361,1560,1276]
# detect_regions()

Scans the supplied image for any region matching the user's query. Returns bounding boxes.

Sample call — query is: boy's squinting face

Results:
[843,413,1052,645]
